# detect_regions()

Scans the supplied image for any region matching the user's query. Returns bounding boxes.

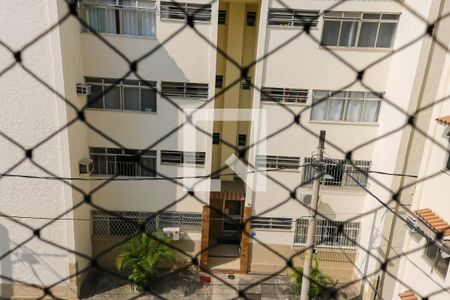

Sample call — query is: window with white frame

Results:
[161,150,205,165]
[261,87,308,104]
[303,157,371,187]
[79,0,156,37]
[321,11,399,48]
[424,240,449,278]
[256,155,300,169]
[160,2,211,22]
[251,217,292,230]
[161,81,208,99]
[86,77,157,112]
[268,9,319,27]
[295,219,360,248]
[90,147,157,176]
[311,90,382,123]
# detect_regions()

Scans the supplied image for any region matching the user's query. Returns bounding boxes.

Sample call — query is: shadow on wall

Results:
[0,224,12,297]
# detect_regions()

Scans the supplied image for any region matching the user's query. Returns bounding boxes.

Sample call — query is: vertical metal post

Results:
[300,130,325,300]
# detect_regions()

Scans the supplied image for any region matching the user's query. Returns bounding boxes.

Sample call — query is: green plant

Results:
[290,255,335,298]
[116,229,175,292]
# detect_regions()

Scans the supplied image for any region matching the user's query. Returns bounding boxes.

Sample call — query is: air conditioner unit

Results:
[405,215,417,232]
[76,83,92,96]
[79,157,94,175]
[162,227,180,241]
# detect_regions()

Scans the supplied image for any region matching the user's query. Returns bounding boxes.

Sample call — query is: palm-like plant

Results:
[116,229,175,293]
[291,255,335,298]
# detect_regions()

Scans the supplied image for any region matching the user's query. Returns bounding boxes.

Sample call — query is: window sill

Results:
[81,31,157,41]
[160,162,206,168]
[318,45,394,53]
[89,175,157,179]
[308,120,379,126]
[160,18,211,25]
[268,25,320,31]
[260,101,308,107]
[86,108,157,115]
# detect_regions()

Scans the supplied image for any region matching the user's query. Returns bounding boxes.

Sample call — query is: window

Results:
[218,10,226,25]
[303,157,371,188]
[241,77,251,90]
[251,217,292,230]
[424,240,449,278]
[90,147,157,176]
[238,134,247,146]
[86,77,157,112]
[215,75,224,88]
[311,90,382,123]
[256,155,300,169]
[247,11,256,26]
[446,147,450,170]
[321,12,399,48]
[161,81,208,99]
[295,219,360,249]
[160,2,211,22]
[268,9,319,27]
[261,87,308,104]
[91,210,202,239]
[161,150,206,165]
[212,133,220,145]
[80,0,156,37]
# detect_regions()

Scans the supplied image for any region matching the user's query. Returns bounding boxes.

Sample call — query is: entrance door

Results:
[223,200,243,232]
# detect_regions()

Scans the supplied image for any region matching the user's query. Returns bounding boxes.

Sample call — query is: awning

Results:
[210,191,245,201]
[436,115,450,125]
[399,290,418,300]
[415,208,450,240]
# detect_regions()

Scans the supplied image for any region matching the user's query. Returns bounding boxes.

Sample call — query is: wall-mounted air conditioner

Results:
[76,83,92,96]
[163,227,180,241]
[79,157,94,175]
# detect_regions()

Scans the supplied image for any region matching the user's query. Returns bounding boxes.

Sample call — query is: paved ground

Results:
[80,270,296,299]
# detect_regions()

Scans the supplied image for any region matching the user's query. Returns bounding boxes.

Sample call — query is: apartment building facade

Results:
[1,0,449,299]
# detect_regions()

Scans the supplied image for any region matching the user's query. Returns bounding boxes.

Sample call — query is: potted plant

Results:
[116,229,175,293]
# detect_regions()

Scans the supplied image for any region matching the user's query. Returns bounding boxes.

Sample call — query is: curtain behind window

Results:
[122,10,139,35]
[140,11,155,36]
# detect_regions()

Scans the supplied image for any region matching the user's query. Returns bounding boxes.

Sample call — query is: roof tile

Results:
[436,115,450,125]
[415,208,450,237]
[399,290,418,300]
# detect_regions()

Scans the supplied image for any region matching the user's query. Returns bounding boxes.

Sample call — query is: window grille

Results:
[79,0,156,37]
[161,81,208,99]
[91,210,202,239]
[261,87,308,104]
[251,217,292,230]
[86,77,157,112]
[215,75,224,88]
[161,150,206,165]
[311,90,383,123]
[268,9,319,27]
[90,147,157,176]
[256,155,300,169]
[294,219,360,249]
[218,10,226,25]
[160,2,211,22]
[303,157,371,187]
[247,12,257,26]
[321,11,400,48]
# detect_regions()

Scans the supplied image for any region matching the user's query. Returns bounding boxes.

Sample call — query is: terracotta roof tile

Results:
[436,115,450,125]
[399,290,418,300]
[210,191,245,201]
[415,208,450,237]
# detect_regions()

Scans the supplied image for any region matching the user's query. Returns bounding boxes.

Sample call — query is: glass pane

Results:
[140,157,156,176]
[327,99,345,121]
[87,85,103,108]
[104,86,121,109]
[124,87,140,110]
[345,100,363,121]
[338,21,358,47]
[358,22,378,47]
[426,243,439,260]
[89,7,107,33]
[141,89,156,112]
[376,23,397,48]
[311,99,328,120]
[105,8,117,34]
[361,101,380,122]
[92,155,107,175]
[122,10,139,35]
[139,11,155,37]
[321,21,340,46]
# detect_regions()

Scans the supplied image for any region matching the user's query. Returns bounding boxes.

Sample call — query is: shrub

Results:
[291,255,335,298]
[116,229,175,292]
